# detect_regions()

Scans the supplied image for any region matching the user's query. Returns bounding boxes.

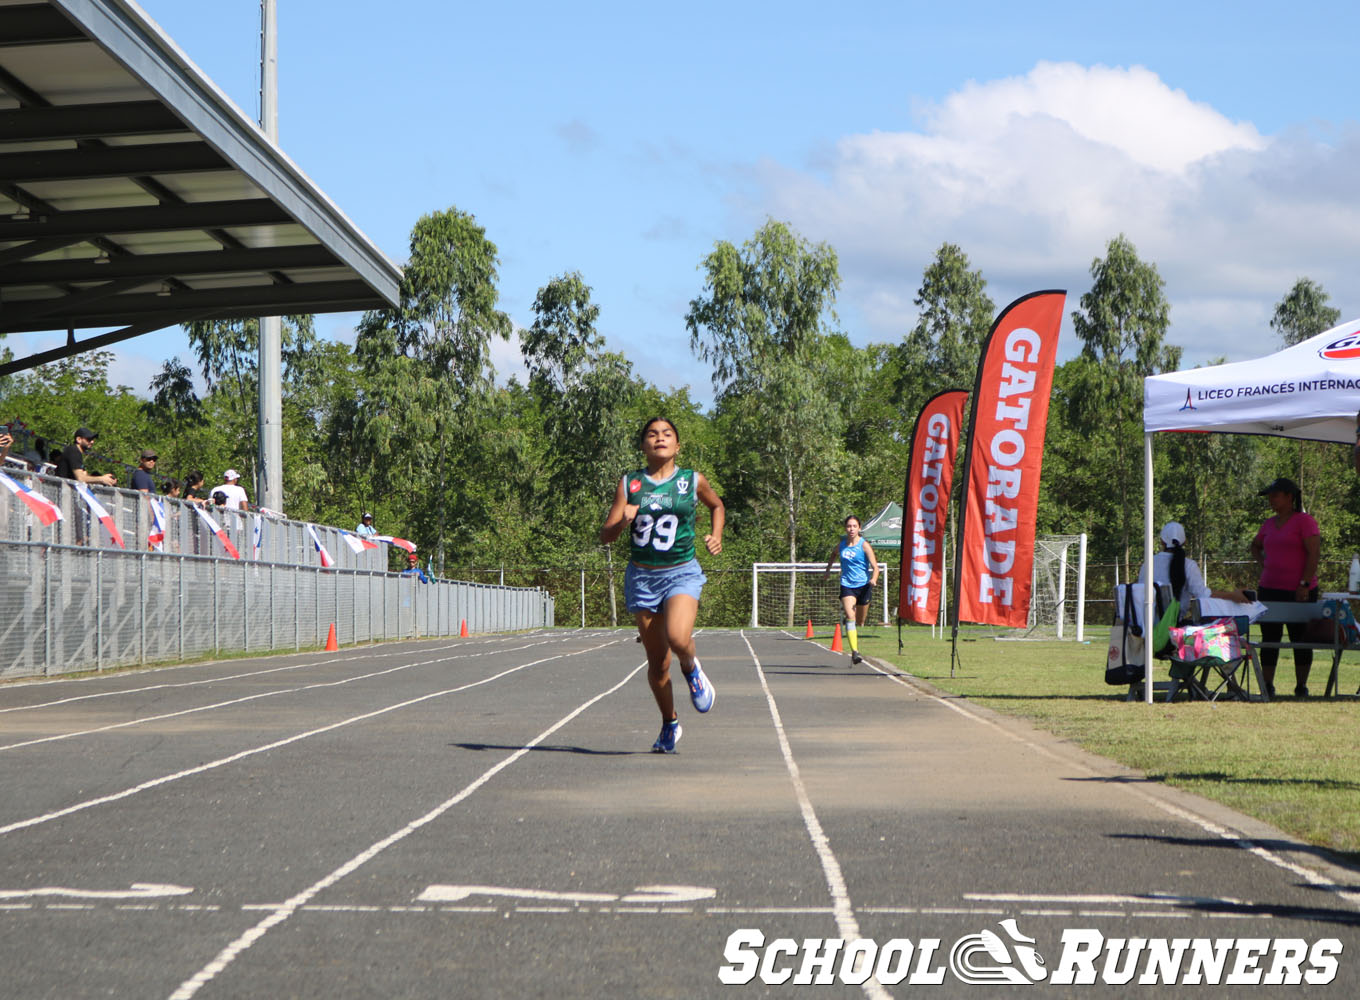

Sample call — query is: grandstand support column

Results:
[257,0,283,514]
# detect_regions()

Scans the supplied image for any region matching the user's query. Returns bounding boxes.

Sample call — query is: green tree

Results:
[1270,278,1341,348]
[685,219,850,564]
[1268,277,1344,505]
[1070,234,1181,574]
[353,207,512,570]
[523,271,640,518]
[897,242,994,416]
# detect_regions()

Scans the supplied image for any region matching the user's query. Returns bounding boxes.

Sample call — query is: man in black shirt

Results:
[55,427,117,487]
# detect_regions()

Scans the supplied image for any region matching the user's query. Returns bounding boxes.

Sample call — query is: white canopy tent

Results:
[1139,317,1360,702]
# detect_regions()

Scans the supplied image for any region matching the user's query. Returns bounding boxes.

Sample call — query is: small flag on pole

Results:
[74,481,126,548]
[147,496,168,551]
[0,471,62,526]
[306,524,335,568]
[252,513,264,560]
[193,505,241,559]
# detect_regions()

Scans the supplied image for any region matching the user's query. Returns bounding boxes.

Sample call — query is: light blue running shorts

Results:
[625,558,707,614]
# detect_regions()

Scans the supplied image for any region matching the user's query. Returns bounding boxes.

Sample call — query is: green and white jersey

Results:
[625,466,698,567]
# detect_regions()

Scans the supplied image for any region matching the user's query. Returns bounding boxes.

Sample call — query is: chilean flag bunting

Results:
[74,482,126,548]
[0,472,62,527]
[307,524,335,568]
[340,530,379,555]
[193,506,241,559]
[147,496,168,552]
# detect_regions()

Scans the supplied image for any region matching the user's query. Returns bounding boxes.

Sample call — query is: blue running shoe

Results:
[652,719,682,754]
[685,660,715,713]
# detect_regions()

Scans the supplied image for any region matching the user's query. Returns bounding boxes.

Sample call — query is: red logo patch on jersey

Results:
[628,479,641,493]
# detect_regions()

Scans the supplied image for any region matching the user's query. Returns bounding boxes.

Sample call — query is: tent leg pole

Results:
[1144,432,1155,704]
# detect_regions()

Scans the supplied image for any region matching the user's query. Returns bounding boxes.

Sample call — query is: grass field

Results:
[846,624,1360,867]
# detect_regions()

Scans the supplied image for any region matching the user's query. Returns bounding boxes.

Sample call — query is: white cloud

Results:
[752,61,1360,367]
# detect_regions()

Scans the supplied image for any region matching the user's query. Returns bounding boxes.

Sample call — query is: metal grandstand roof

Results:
[0,0,401,374]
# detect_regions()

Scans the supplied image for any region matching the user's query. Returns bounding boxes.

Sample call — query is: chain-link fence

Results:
[0,541,554,680]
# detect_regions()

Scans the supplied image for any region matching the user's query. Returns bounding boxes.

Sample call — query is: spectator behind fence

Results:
[164,478,183,499]
[211,490,228,508]
[183,470,207,504]
[356,512,377,537]
[0,431,11,466]
[400,551,429,583]
[55,427,116,487]
[131,449,158,493]
[214,469,249,511]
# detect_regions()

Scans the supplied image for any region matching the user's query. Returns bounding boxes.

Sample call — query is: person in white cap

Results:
[1137,521,1246,615]
[213,469,250,511]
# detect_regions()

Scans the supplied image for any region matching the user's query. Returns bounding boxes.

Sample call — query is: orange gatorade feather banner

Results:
[954,290,1066,628]
[898,389,968,624]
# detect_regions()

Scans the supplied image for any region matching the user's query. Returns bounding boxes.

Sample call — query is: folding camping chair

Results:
[1167,605,1258,703]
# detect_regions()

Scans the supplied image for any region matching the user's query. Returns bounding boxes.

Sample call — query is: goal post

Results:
[750,562,893,628]
[1026,533,1088,640]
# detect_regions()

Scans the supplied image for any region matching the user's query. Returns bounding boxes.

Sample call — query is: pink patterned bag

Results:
[1168,618,1241,663]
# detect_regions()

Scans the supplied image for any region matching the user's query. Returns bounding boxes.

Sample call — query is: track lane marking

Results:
[833,642,1360,913]
[741,630,892,1000]
[166,658,647,999]
[0,631,577,717]
[0,638,628,837]
[0,634,579,752]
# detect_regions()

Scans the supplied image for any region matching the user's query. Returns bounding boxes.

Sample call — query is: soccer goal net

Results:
[750,562,893,628]
[1025,533,1088,639]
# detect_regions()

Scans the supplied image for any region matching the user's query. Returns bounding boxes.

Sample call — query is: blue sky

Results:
[20,1,1360,405]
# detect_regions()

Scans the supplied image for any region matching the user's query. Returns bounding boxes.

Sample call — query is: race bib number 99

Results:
[633,513,678,551]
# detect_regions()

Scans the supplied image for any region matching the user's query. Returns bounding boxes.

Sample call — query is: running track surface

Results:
[1,628,1358,998]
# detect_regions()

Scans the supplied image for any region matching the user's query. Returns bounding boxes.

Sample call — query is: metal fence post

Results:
[139,551,147,665]
[43,544,52,675]
[95,548,103,671]
[178,555,184,662]
[213,566,220,655]
[243,560,250,653]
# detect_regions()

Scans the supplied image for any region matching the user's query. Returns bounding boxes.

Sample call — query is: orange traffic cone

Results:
[325,623,338,651]
[830,623,843,652]
[459,619,468,638]
[805,619,814,639]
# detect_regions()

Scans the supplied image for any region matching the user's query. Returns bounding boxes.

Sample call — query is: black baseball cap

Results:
[75,426,97,441]
[1258,477,1299,496]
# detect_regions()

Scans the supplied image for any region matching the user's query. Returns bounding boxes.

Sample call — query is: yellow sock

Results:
[847,623,858,652]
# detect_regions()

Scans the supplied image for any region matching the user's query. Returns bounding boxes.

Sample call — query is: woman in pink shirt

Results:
[1249,477,1321,697]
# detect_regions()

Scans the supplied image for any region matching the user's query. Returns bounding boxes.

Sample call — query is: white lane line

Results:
[0,632,563,715]
[741,631,891,1000]
[166,659,647,1000]
[0,629,570,707]
[858,656,1360,913]
[965,891,1252,907]
[0,634,573,752]
[0,638,627,837]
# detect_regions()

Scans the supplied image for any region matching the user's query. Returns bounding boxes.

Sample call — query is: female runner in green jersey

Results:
[600,417,724,753]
